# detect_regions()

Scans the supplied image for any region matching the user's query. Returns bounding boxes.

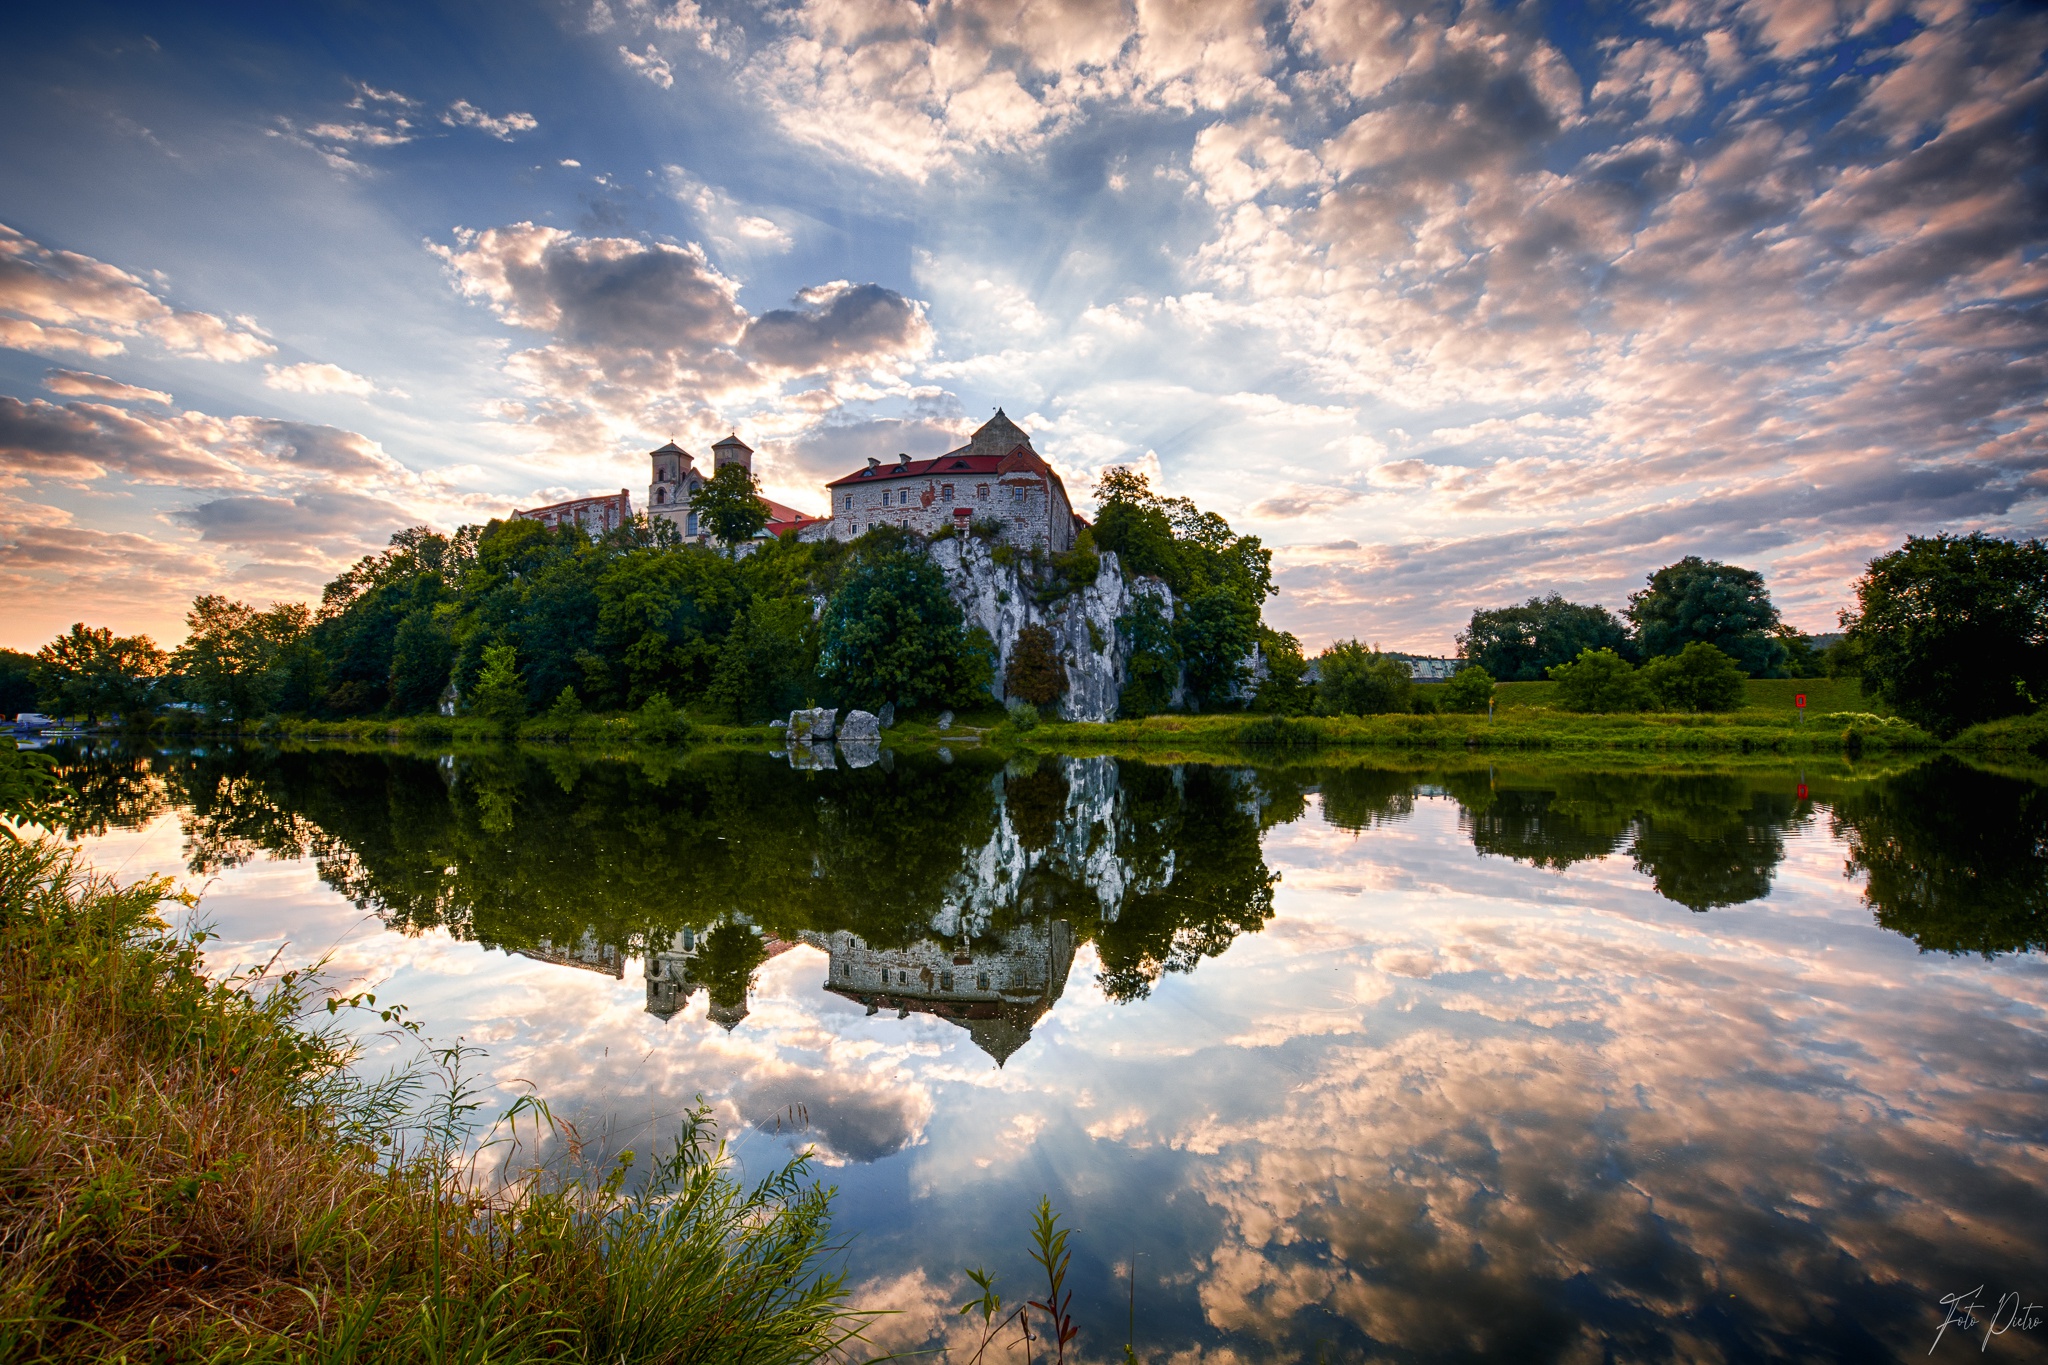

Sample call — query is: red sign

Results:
[1795,694,1807,708]
[1796,783,1809,800]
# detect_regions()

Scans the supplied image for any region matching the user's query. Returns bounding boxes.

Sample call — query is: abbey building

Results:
[643,409,1078,552]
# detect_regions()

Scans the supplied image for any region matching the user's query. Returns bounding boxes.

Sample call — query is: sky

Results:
[0,0,2042,654]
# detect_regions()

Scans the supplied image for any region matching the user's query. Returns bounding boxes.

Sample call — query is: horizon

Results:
[2,0,2042,656]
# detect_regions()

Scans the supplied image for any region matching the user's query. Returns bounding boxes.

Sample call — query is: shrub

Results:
[1640,642,1746,712]
[1237,715,1321,747]
[1316,640,1413,716]
[1458,596,1632,681]
[1249,630,1313,715]
[1549,647,1651,712]
[1005,625,1068,706]
[1439,664,1496,713]
[635,692,689,743]
[1005,697,1041,730]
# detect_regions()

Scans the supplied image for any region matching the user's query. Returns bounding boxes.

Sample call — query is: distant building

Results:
[643,923,797,1031]
[511,933,623,979]
[818,409,1077,552]
[1391,654,1461,682]
[513,489,632,536]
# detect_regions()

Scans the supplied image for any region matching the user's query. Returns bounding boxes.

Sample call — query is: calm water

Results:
[45,742,2048,1362]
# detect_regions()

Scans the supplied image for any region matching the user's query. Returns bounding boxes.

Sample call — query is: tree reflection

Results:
[1830,757,2048,956]
[29,742,169,839]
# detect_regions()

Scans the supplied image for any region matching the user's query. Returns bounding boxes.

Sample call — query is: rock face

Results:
[927,536,1178,723]
[838,709,881,742]
[787,707,837,740]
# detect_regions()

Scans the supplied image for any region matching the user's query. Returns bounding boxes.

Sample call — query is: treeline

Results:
[8,470,1279,728]
[1267,536,2048,739]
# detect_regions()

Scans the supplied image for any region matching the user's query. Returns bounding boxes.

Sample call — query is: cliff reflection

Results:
[150,747,1290,1061]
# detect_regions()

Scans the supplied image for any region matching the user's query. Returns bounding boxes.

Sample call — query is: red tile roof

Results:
[825,449,1008,488]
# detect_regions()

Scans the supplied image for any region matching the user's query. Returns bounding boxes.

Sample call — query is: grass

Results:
[0,837,867,1364]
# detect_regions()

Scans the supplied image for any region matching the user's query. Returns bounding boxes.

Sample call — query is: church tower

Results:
[712,433,753,475]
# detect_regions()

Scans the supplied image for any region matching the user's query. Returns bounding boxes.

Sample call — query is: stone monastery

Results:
[637,409,1079,552]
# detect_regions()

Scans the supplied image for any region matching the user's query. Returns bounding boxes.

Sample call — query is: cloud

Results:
[0,223,274,362]
[441,100,538,140]
[41,369,171,405]
[436,224,934,457]
[619,44,674,88]
[263,361,381,396]
[170,489,419,546]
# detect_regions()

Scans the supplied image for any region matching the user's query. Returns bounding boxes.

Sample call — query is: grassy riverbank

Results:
[0,837,863,1364]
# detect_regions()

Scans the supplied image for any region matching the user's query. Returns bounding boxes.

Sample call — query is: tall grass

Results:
[0,836,866,1363]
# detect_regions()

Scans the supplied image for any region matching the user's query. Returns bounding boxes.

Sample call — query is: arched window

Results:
[655,488,666,504]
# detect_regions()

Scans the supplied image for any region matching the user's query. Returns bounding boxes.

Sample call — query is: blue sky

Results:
[1,0,2042,651]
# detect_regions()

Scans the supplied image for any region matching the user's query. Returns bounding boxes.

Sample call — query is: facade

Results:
[647,435,823,542]
[818,410,1076,552]
[512,489,632,535]
[643,923,797,1030]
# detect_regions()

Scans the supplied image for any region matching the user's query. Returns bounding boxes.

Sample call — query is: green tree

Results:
[1174,587,1259,711]
[388,611,456,714]
[1439,663,1496,714]
[34,624,168,724]
[467,643,527,731]
[1459,595,1633,681]
[1116,594,1181,717]
[1249,630,1312,715]
[1549,647,1650,712]
[1004,624,1068,706]
[1627,556,1785,676]
[690,463,772,547]
[1639,642,1747,712]
[0,650,40,716]
[1316,640,1413,715]
[1092,468,1274,607]
[819,534,994,711]
[174,597,321,720]
[1841,533,2048,737]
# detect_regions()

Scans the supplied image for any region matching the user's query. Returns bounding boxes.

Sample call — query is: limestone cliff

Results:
[927,536,1180,722]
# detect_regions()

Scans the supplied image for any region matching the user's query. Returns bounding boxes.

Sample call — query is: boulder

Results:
[787,740,837,770]
[878,702,896,729]
[838,739,881,768]
[838,709,881,743]
[937,710,953,731]
[786,707,837,741]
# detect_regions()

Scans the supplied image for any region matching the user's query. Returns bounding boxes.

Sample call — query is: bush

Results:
[1237,715,1321,747]
[1249,630,1312,715]
[1440,664,1496,714]
[1005,624,1068,706]
[635,692,689,743]
[1549,647,1651,712]
[1640,642,1746,712]
[1005,697,1041,730]
[1316,640,1413,716]
[1459,596,1632,681]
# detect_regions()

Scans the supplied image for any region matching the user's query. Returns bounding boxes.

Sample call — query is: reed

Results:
[0,836,866,1363]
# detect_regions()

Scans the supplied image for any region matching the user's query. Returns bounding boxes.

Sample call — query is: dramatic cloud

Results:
[0,223,274,362]
[436,223,932,460]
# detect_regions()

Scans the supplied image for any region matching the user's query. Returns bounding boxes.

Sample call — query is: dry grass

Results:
[0,837,866,1364]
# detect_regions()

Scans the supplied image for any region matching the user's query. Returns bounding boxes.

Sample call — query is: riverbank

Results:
[0,837,864,1364]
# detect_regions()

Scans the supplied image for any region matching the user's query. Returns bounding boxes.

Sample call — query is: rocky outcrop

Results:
[928,537,1177,723]
[787,707,837,740]
[838,709,881,742]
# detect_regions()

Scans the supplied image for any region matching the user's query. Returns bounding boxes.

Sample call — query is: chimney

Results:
[897,451,912,468]
[866,456,881,472]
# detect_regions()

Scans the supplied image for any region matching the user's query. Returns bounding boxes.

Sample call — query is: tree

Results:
[1117,595,1181,717]
[1842,533,2048,738]
[1549,647,1650,712]
[1092,468,1274,608]
[175,596,319,720]
[388,611,455,714]
[1175,587,1259,711]
[1005,624,1068,706]
[1249,630,1312,715]
[1459,595,1632,681]
[1439,663,1496,714]
[819,536,994,711]
[35,624,168,723]
[1627,556,1785,676]
[1639,642,1747,712]
[690,463,771,547]
[467,643,527,731]
[1316,640,1413,715]
[0,650,40,716]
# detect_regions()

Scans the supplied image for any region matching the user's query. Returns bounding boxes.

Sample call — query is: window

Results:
[976,972,990,991]
[976,484,989,498]
[939,971,955,992]
[845,494,854,510]
[898,970,907,983]
[1012,485,1024,501]
[900,490,910,506]
[942,483,954,499]
[687,512,698,535]
[655,487,666,505]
